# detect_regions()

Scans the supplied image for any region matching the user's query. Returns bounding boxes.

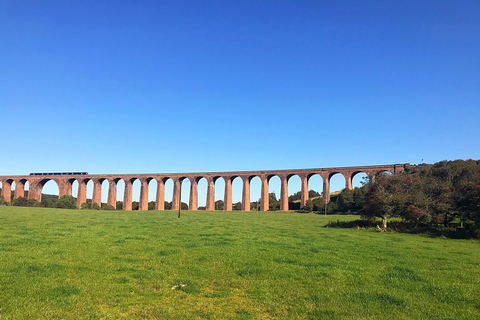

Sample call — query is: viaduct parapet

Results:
[0,164,408,211]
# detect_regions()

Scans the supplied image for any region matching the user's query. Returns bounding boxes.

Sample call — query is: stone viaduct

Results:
[0,164,408,211]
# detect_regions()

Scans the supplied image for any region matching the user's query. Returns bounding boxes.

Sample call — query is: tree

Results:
[56,195,76,209]
[13,197,28,206]
[215,200,224,210]
[41,198,56,208]
[116,201,123,210]
[148,201,156,210]
[0,196,7,206]
[232,202,242,211]
[26,199,39,207]
[363,175,399,229]
[91,202,101,210]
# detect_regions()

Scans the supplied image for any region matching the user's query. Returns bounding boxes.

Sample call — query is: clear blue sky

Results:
[1,1,479,205]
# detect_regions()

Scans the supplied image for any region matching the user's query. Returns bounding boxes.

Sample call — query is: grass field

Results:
[0,207,479,319]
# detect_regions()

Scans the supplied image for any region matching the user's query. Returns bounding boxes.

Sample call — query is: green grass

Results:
[0,207,479,319]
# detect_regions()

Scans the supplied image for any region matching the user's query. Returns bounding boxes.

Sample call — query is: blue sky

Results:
[1,1,479,205]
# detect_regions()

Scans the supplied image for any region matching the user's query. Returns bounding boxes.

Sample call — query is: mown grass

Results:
[0,207,479,319]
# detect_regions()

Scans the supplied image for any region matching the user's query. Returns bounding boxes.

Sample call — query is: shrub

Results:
[13,197,28,206]
[56,195,77,209]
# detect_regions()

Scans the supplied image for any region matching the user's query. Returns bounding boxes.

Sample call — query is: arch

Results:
[231,176,243,211]
[146,178,157,210]
[23,179,30,198]
[267,175,281,211]
[351,171,369,188]
[163,177,174,210]
[375,170,393,177]
[328,172,347,195]
[130,178,141,210]
[180,177,190,210]
[286,174,301,210]
[69,179,79,198]
[214,176,225,210]
[305,173,324,207]
[196,177,208,209]
[115,178,125,210]
[248,176,261,211]
[37,179,60,206]
[100,179,109,205]
[85,179,94,207]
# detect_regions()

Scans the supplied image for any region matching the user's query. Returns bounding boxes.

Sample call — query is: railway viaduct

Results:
[0,164,408,211]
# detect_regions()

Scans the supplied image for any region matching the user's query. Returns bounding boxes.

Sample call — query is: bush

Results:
[0,196,7,206]
[102,204,115,210]
[91,202,101,210]
[26,199,39,207]
[13,197,28,206]
[57,195,77,209]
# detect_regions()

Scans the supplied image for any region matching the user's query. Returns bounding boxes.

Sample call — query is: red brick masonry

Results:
[0,164,408,210]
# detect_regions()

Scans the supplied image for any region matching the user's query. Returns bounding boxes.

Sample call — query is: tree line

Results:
[2,159,478,237]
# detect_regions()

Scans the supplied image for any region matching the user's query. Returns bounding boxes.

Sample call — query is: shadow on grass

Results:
[325,219,480,240]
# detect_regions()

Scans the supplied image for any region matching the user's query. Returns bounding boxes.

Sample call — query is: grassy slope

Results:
[0,207,479,319]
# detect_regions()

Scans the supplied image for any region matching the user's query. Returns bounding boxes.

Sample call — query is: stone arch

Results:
[351,171,369,188]
[162,177,174,210]
[35,178,60,204]
[307,173,324,196]
[230,176,243,211]
[248,175,262,211]
[213,176,225,210]
[67,178,79,198]
[195,176,208,209]
[143,177,157,210]
[266,174,281,211]
[325,172,347,204]
[286,174,301,210]
[113,178,125,209]
[180,177,190,210]
[375,169,393,177]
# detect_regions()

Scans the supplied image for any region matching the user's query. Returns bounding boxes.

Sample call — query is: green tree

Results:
[0,195,7,206]
[148,201,156,210]
[56,195,77,209]
[13,197,28,206]
[91,202,101,210]
[116,201,123,210]
[26,198,39,207]
[215,200,224,210]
